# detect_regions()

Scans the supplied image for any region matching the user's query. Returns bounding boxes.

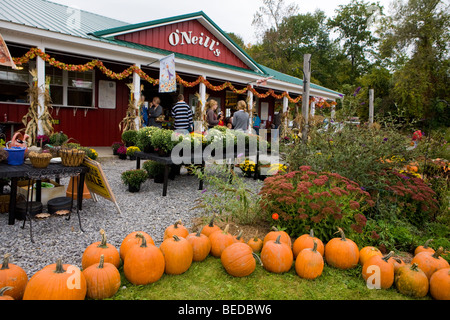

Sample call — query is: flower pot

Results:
[144,145,155,154]
[129,156,137,161]
[154,175,165,184]
[118,154,127,160]
[128,185,141,193]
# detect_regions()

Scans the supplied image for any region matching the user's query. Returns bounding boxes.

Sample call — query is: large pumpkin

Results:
[82,229,121,270]
[160,235,194,275]
[221,243,257,277]
[83,255,121,300]
[324,228,359,270]
[429,268,450,300]
[164,220,189,240]
[359,246,383,266]
[293,229,324,259]
[123,234,165,286]
[411,247,449,280]
[414,239,435,256]
[261,235,294,274]
[248,234,263,254]
[209,225,235,258]
[263,227,292,248]
[362,251,395,289]
[23,259,87,300]
[201,215,222,237]
[295,241,324,280]
[395,263,429,298]
[0,287,14,300]
[120,231,155,262]
[0,254,28,300]
[186,229,211,262]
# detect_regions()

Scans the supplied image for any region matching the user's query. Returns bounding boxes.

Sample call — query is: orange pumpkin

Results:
[293,229,324,259]
[414,239,435,256]
[324,228,359,270]
[123,234,165,286]
[83,255,121,300]
[120,231,155,262]
[362,251,395,289]
[221,243,257,277]
[411,247,449,280]
[247,233,263,254]
[395,263,429,298]
[186,229,211,262]
[263,227,292,248]
[295,241,324,280]
[209,225,235,258]
[160,235,194,275]
[0,287,14,300]
[359,246,383,266]
[201,215,222,237]
[429,268,450,300]
[233,231,245,244]
[261,235,294,274]
[164,220,189,240]
[0,254,28,300]
[82,229,121,270]
[23,259,87,300]
[387,257,407,273]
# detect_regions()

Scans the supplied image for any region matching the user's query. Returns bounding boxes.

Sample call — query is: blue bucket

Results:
[5,147,26,166]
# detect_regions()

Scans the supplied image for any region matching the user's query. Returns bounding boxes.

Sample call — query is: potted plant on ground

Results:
[126,146,140,161]
[143,160,168,184]
[111,142,124,156]
[121,169,148,193]
[122,130,138,147]
[117,146,128,160]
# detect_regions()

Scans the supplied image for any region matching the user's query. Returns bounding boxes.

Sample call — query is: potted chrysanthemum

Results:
[121,169,148,193]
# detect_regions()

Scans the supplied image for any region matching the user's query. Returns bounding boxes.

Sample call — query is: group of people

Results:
[140,94,276,135]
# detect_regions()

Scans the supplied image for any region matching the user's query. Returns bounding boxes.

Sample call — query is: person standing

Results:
[206,99,220,129]
[148,97,163,128]
[252,112,261,135]
[232,100,250,132]
[172,94,193,132]
[140,95,149,127]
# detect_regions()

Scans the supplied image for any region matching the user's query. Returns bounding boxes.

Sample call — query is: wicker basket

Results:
[60,149,86,167]
[28,152,53,169]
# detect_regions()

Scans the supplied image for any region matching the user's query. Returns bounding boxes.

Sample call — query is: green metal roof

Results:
[0,0,343,98]
[0,0,129,40]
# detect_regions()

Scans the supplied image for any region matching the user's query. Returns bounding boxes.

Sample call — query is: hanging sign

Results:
[159,53,177,93]
[0,33,17,69]
[83,158,122,214]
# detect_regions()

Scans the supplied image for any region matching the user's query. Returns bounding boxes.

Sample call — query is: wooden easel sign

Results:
[83,157,122,215]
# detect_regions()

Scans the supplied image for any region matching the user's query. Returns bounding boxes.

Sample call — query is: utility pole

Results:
[301,54,311,143]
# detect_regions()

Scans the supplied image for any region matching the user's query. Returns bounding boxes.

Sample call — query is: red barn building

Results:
[0,0,343,147]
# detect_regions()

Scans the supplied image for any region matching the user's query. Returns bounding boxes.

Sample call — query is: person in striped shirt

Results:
[171,94,194,132]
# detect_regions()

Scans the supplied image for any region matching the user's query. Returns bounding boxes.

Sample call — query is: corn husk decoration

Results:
[194,92,209,131]
[22,70,54,146]
[119,83,143,133]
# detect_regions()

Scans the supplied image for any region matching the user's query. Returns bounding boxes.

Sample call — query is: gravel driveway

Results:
[0,159,207,276]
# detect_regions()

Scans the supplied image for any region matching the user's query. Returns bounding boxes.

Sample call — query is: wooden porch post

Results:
[247,85,254,133]
[133,63,141,130]
[37,46,46,136]
[301,54,311,143]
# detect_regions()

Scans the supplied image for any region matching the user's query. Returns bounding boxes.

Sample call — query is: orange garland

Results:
[13,47,333,106]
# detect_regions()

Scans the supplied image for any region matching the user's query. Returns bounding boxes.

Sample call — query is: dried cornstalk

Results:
[119,84,143,133]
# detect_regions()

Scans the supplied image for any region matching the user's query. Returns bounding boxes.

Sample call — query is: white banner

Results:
[159,53,176,93]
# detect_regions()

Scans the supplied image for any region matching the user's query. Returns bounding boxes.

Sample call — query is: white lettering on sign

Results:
[168,29,221,57]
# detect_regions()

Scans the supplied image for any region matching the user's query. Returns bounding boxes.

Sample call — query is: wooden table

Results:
[0,162,89,226]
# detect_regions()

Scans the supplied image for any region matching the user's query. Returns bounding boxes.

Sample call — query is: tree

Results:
[379,0,450,126]
[252,0,299,36]
[328,0,384,82]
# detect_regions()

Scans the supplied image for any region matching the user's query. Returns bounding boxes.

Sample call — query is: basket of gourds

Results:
[60,149,86,167]
[28,151,53,169]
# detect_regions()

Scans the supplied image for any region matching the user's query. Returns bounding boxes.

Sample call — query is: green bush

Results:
[142,160,166,178]
[135,127,160,151]
[49,132,68,146]
[150,129,182,153]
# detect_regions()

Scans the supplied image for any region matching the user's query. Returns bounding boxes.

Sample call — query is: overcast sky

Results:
[49,0,395,44]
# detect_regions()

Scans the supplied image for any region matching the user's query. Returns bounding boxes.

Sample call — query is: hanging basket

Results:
[60,149,86,167]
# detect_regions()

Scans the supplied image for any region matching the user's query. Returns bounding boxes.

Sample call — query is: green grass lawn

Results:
[110,256,429,301]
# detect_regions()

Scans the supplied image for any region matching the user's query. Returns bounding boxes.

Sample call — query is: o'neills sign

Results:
[168,29,221,57]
